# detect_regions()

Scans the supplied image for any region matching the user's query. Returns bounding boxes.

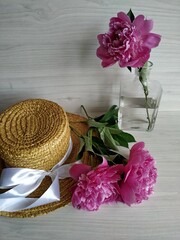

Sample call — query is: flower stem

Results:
[138,63,151,131]
[143,87,151,131]
[69,125,82,137]
[81,105,92,119]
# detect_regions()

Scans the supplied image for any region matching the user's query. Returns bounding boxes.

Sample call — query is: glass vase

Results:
[119,61,162,131]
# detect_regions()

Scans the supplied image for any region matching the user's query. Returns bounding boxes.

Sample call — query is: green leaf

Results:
[100,127,118,150]
[102,126,128,149]
[87,118,106,128]
[105,127,136,143]
[96,105,119,124]
[92,136,110,155]
[105,126,121,135]
[84,130,93,152]
[112,134,129,148]
[92,137,120,162]
[76,138,85,160]
[119,131,136,143]
[127,9,135,22]
[98,126,135,149]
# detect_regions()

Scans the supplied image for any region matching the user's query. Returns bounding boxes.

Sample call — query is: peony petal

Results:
[96,46,111,59]
[120,182,136,206]
[130,142,145,155]
[119,58,139,68]
[124,167,132,182]
[143,33,161,49]
[96,45,117,67]
[97,34,104,44]
[132,54,150,68]
[127,142,145,165]
[101,57,117,68]
[133,15,145,29]
[109,17,122,26]
[141,19,153,34]
[117,12,131,24]
[69,164,91,180]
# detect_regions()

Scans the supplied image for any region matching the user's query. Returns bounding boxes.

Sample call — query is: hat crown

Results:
[0,99,70,170]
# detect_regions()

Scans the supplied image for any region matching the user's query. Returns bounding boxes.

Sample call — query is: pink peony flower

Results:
[119,142,157,205]
[97,11,161,68]
[69,158,123,211]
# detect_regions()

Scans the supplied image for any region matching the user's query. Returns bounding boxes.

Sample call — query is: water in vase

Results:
[119,96,161,131]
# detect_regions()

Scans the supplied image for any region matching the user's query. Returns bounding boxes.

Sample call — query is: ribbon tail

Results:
[0,175,45,198]
[25,174,60,210]
[0,175,60,212]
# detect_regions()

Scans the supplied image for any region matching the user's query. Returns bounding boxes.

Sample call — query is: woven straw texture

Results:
[0,99,70,170]
[0,102,99,218]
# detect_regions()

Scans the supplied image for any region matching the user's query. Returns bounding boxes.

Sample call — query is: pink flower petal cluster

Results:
[96,12,161,68]
[69,142,157,211]
[69,158,123,211]
[119,142,157,205]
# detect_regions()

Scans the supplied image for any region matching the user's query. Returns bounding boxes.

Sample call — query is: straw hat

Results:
[0,99,98,218]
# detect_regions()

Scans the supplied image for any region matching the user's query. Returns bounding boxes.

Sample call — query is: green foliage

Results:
[127,9,135,22]
[127,66,132,72]
[75,105,136,164]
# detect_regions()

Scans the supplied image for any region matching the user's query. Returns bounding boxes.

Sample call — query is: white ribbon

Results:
[0,139,74,212]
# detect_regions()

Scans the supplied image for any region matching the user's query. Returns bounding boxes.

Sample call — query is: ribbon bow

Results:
[0,139,74,212]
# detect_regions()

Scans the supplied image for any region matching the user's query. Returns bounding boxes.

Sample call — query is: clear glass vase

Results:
[119,61,162,131]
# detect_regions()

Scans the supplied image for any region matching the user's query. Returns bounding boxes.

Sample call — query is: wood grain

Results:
[0,111,180,240]
[0,1,180,239]
[0,0,180,113]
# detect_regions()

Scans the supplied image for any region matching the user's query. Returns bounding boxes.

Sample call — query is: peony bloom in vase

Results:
[97,10,161,68]
[96,10,162,131]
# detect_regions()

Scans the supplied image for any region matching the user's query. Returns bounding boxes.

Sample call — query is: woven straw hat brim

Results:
[0,113,99,218]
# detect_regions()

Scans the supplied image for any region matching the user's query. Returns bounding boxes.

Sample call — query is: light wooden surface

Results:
[0,111,180,240]
[0,0,180,113]
[0,0,180,239]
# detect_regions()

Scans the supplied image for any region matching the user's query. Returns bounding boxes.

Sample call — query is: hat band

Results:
[0,138,74,212]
